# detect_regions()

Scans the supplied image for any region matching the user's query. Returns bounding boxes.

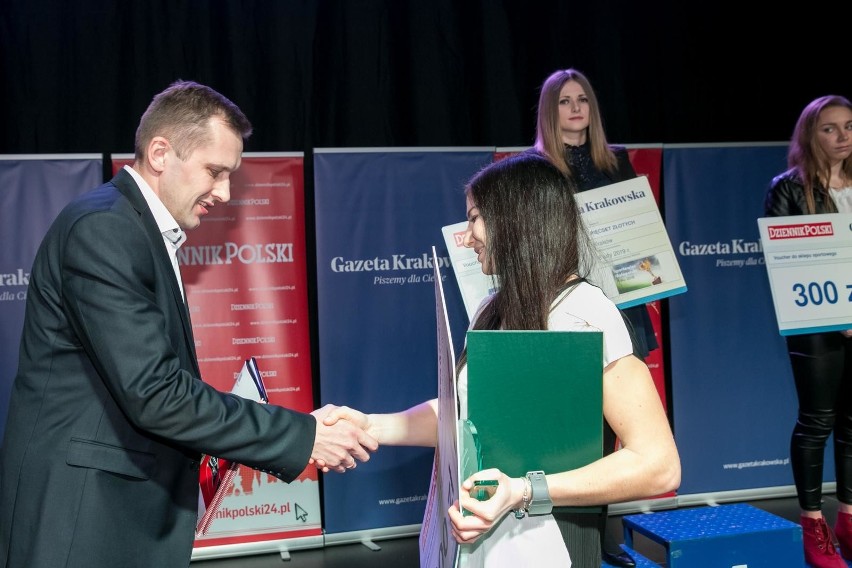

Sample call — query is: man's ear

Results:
[147,137,169,173]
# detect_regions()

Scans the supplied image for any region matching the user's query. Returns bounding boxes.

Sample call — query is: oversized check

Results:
[442,176,686,317]
[578,176,687,308]
[757,213,852,335]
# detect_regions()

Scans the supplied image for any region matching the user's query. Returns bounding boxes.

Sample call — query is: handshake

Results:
[308,404,377,473]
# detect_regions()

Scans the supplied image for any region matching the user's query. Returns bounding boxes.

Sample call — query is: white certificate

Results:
[441,222,497,322]
[757,213,852,335]
[442,176,686,317]
[578,176,687,308]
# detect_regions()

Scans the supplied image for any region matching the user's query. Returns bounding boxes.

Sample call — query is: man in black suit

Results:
[0,81,376,568]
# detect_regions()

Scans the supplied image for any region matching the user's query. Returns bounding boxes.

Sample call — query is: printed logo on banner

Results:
[677,237,765,269]
[330,252,451,271]
[0,269,29,302]
[453,231,465,247]
[767,222,834,239]
[0,269,29,287]
[204,472,318,530]
[678,239,764,255]
[178,242,294,265]
[328,252,453,286]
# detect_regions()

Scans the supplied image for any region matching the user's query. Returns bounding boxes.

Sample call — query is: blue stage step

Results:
[620,503,805,567]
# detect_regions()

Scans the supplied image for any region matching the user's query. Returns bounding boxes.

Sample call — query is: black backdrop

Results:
[2,0,851,434]
[3,0,852,155]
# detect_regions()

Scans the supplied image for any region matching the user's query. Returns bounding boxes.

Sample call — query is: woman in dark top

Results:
[764,95,852,568]
[532,68,657,360]
[530,67,660,568]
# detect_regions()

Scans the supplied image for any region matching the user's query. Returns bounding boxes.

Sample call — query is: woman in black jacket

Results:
[764,94,852,568]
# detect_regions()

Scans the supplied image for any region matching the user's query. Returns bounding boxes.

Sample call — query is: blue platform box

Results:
[621,503,804,567]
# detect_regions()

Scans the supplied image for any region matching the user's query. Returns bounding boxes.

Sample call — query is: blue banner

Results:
[663,144,818,496]
[0,155,103,441]
[314,149,493,535]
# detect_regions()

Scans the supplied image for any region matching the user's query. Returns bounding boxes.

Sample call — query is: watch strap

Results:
[526,470,553,515]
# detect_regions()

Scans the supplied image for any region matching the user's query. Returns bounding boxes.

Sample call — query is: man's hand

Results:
[310,404,378,473]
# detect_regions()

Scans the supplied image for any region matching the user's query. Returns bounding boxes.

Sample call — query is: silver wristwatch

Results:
[526,470,553,515]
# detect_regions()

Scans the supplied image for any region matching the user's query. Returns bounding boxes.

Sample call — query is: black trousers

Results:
[786,332,852,510]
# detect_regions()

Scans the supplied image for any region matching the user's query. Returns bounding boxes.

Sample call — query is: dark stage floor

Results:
[192,494,850,567]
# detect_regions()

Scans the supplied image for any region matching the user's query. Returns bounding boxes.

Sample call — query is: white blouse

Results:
[456,282,634,568]
[830,186,852,213]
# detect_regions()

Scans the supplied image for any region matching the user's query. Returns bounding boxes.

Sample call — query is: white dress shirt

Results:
[123,165,187,299]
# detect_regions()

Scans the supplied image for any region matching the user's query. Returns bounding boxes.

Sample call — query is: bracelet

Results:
[512,476,531,519]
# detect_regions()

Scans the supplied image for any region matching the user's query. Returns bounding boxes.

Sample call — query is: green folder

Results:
[464,330,604,512]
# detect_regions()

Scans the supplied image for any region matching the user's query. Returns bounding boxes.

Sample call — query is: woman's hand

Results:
[840,329,852,338]
[321,404,373,433]
[447,468,525,544]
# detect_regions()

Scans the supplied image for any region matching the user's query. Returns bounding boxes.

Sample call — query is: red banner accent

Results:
[626,147,662,204]
[626,146,667,413]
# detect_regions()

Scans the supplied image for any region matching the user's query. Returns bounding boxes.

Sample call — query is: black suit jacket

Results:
[0,169,315,568]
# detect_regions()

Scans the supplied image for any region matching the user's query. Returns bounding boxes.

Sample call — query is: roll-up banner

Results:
[111,154,321,560]
[313,148,493,540]
[662,143,818,501]
[0,155,102,441]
